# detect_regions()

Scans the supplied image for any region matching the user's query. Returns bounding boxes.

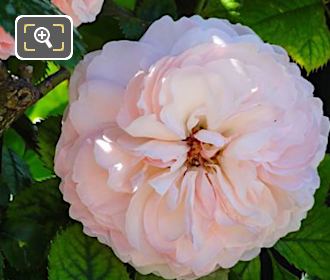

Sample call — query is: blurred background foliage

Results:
[0,0,330,279]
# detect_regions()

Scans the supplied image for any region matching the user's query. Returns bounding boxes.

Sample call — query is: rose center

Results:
[184,128,222,172]
[186,135,204,167]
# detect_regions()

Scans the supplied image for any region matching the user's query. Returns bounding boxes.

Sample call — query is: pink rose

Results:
[0,26,14,60]
[52,0,104,26]
[55,16,329,279]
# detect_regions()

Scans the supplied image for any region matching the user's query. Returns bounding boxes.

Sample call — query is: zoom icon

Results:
[15,15,73,60]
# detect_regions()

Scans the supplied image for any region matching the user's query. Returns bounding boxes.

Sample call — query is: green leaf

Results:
[113,0,136,10]
[37,116,62,171]
[269,251,298,280]
[117,0,177,40]
[3,128,26,158]
[6,178,69,238]
[12,116,39,152]
[202,0,330,72]
[24,150,54,181]
[237,0,330,72]
[275,155,330,280]
[0,178,11,207]
[200,0,240,19]
[0,179,69,272]
[3,128,53,181]
[118,16,148,40]
[229,257,261,280]
[0,221,44,270]
[1,148,32,195]
[79,16,124,52]
[48,224,130,280]
[137,0,177,21]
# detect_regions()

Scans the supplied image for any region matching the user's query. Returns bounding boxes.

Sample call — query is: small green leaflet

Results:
[48,224,130,280]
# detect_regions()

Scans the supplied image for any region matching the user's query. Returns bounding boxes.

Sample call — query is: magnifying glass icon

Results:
[34,27,53,49]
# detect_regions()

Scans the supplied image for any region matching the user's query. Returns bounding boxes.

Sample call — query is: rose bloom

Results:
[0,26,14,60]
[55,16,329,279]
[52,0,104,26]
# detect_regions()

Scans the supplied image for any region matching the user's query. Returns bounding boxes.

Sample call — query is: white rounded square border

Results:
[15,15,73,61]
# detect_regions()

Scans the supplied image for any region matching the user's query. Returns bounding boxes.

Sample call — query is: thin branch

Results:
[0,66,71,135]
[37,67,71,96]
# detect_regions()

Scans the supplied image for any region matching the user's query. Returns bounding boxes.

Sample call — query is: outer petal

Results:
[0,26,14,60]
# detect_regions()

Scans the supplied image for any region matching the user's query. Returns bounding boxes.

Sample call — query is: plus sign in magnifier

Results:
[34,27,53,48]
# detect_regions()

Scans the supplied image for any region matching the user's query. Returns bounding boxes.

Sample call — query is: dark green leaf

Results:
[118,16,148,40]
[1,148,32,195]
[48,224,130,280]
[3,128,26,157]
[0,179,69,272]
[229,257,260,280]
[79,16,124,52]
[12,116,38,153]
[269,251,298,279]
[3,128,53,181]
[37,116,62,171]
[0,178,11,207]
[117,0,177,40]
[6,178,69,237]
[0,221,44,270]
[0,252,3,279]
[113,0,136,11]
[275,155,330,280]
[3,264,45,280]
[200,0,240,19]
[137,0,177,21]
